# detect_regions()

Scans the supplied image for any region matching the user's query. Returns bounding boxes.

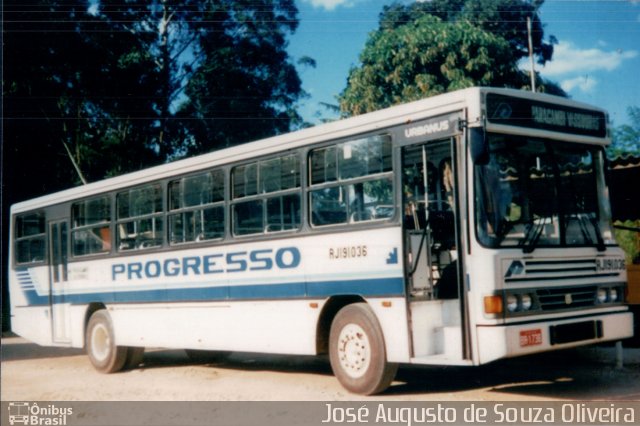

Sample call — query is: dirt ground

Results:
[1,335,639,401]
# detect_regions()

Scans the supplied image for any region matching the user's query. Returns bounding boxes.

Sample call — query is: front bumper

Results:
[476,311,634,364]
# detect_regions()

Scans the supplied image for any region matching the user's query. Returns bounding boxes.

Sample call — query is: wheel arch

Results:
[315,295,365,354]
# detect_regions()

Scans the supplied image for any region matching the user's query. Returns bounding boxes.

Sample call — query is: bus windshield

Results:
[475,134,615,251]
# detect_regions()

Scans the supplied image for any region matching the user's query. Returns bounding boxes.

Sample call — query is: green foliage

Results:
[179,0,305,155]
[340,15,525,115]
[4,0,161,192]
[614,221,640,265]
[608,106,640,158]
[341,0,562,115]
[379,0,554,64]
[3,0,306,200]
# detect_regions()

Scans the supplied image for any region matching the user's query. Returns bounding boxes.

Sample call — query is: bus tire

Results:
[85,310,128,373]
[125,347,145,369]
[329,303,398,395]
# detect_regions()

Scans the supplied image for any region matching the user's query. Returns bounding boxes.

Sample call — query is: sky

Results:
[287,0,640,127]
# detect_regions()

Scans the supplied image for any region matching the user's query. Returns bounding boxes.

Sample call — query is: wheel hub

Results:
[337,323,371,379]
[91,323,111,362]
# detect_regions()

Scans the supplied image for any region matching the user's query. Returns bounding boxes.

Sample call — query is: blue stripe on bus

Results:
[17,277,405,306]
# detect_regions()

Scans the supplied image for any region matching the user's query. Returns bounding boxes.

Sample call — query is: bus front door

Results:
[402,139,467,361]
[49,220,71,343]
[402,140,459,299]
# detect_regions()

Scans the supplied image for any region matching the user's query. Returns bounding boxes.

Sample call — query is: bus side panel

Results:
[109,300,322,354]
[101,228,407,355]
[9,266,54,346]
[11,307,53,346]
[107,297,412,360]
[368,297,411,362]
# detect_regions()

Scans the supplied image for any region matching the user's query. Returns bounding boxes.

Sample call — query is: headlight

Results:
[609,288,618,302]
[597,288,608,303]
[506,294,519,312]
[521,294,533,310]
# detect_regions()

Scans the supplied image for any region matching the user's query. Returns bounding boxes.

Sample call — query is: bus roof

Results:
[11,87,608,213]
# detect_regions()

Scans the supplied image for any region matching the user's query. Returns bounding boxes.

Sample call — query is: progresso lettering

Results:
[112,247,301,281]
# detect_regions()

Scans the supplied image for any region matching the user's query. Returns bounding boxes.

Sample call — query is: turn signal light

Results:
[484,295,503,314]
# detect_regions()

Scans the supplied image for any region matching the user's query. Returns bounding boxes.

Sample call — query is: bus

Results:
[8,87,634,395]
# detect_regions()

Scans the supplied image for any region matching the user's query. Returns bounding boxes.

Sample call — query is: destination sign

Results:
[486,93,607,138]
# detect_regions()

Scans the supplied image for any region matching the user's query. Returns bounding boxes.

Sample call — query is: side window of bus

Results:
[14,212,46,264]
[169,170,225,245]
[71,196,111,256]
[232,154,301,236]
[309,135,394,227]
[116,184,163,251]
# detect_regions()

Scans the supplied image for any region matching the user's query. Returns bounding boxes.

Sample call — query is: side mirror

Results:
[470,127,488,165]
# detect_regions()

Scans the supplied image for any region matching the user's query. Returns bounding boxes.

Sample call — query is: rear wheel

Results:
[86,310,128,373]
[125,347,145,369]
[329,303,398,395]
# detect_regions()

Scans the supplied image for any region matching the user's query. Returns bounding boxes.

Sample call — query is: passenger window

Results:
[117,184,163,251]
[169,170,225,245]
[260,155,300,193]
[310,187,347,226]
[266,194,301,232]
[14,212,46,264]
[232,154,301,236]
[233,200,264,236]
[233,164,258,198]
[71,196,111,256]
[309,135,394,227]
[310,146,337,185]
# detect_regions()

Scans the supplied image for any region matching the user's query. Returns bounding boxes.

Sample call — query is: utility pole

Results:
[527,16,536,92]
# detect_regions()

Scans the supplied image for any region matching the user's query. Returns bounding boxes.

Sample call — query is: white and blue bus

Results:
[9,87,634,394]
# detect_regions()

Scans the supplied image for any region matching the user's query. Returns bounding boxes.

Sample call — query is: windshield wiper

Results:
[568,213,606,252]
[590,216,606,252]
[520,217,549,254]
[575,213,594,245]
[495,219,516,246]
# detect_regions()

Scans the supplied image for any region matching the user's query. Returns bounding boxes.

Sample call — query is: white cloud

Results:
[304,0,356,11]
[541,41,638,77]
[560,76,598,93]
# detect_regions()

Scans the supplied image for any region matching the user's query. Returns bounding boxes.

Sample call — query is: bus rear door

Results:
[49,220,71,343]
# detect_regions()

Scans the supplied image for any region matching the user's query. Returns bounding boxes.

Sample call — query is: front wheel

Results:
[329,303,398,395]
[86,310,128,373]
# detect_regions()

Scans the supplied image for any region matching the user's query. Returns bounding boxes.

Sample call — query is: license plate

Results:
[519,329,543,347]
[549,320,602,345]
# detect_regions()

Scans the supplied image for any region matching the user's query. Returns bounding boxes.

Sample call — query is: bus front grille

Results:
[536,285,598,311]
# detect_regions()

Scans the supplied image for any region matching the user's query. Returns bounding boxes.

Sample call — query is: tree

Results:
[4,1,166,190]
[4,0,306,189]
[340,15,525,115]
[340,0,563,115]
[177,0,305,155]
[379,0,555,65]
[609,106,640,158]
